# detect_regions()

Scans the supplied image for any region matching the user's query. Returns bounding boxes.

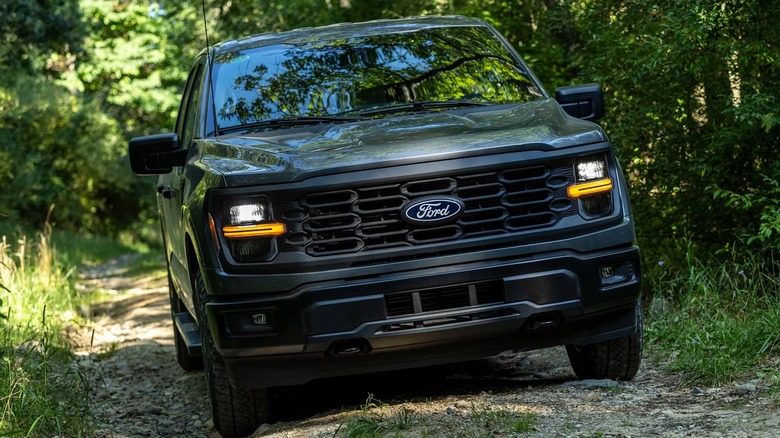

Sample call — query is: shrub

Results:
[0,76,155,234]
[646,239,780,385]
[574,0,780,258]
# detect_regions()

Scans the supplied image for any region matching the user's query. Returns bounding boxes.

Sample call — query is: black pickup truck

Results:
[129,15,642,438]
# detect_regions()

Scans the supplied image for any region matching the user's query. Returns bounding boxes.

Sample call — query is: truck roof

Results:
[211,15,488,55]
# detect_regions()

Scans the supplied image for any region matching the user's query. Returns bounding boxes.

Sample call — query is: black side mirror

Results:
[555,83,605,122]
[128,133,187,175]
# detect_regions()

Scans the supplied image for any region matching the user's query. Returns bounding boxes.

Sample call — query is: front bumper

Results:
[204,244,641,388]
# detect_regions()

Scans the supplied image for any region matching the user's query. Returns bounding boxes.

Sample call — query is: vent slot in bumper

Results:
[384,280,504,317]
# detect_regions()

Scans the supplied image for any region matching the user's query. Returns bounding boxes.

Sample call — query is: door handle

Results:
[157,185,165,193]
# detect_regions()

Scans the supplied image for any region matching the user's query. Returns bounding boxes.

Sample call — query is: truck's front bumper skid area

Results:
[205,245,641,388]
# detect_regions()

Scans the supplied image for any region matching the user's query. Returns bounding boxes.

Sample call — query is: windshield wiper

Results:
[359,100,488,117]
[218,116,364,135]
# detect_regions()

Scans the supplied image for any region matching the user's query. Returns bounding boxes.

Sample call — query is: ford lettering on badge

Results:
[402,197,464,226]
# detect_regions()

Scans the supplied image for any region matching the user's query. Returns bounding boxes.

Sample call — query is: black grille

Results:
[384,280,504,317]
[279,163,575,257]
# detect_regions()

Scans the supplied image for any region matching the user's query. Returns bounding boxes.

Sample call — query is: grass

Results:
[645,239,780,387]
[0,223,153,436]
[0,311,93,437]
[468,404,537,434]
[338,395,538,437]
[338,394,418,438]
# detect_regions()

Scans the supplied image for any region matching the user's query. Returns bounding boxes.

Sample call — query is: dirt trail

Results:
[75,256,780,437]
[74,255,215,437]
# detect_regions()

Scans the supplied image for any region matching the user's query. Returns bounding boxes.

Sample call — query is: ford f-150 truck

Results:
[129,15,642,438]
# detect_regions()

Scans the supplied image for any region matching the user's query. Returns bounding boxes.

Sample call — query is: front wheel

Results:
[565,302,643,381]
[195,271,269,438]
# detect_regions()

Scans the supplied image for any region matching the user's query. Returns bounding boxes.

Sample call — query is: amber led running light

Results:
[567,178,613,198]
[223,222,286,239]
[208,213,221,252]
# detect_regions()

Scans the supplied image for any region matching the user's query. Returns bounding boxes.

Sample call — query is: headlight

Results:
[568,155,613,218]
[218,198,286,262]
[228,202,268,225]
[576,158,608,181]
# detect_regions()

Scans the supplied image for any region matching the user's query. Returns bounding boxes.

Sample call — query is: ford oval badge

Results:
[402,196,464,227]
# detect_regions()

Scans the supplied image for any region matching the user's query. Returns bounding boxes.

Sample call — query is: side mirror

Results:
[128,133,187,175]
[555,83,605,121]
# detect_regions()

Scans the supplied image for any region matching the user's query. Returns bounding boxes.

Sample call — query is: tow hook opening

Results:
[525,312,563,330]
[326,339,372,356]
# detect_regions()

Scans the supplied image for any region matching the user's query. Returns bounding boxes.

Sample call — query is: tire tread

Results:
[566,303,643,381]
[195,271,269,438]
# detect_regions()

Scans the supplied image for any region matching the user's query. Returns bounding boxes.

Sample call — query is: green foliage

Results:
[0,224,149,436]
[0,228,76,332]
[0,321,94,437]
[75,0,201,137]
[0,228,95,436]
[468,404,538,434]
[338,396,537,437]
[0,0,83,79]
[573,0,780,253]
[646,240,780,385]
[0,76,153,234]
[0,0,206,235]
[338,394,417,437]
[711,98,780,250]
[713,164,780,249]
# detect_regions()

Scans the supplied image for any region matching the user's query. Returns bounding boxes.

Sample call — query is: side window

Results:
[174,64,197,138]
[175,61,206,149]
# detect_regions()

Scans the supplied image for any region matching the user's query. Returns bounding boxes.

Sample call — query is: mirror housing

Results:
[555,83,605,122]
[128,133,187,175]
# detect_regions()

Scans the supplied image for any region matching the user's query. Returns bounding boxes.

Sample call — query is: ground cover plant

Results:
[646,239,780,387]
[0,223,147,436]
[0,227,92,436]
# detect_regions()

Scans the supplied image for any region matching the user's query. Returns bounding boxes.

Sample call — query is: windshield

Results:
[212,25,544,130]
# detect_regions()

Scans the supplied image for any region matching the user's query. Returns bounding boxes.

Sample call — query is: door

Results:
[160,58,206,306]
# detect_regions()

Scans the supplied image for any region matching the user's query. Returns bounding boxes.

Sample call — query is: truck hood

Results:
[199,99,606,186]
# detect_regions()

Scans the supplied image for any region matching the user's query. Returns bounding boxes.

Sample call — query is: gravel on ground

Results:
[73,256,780,437]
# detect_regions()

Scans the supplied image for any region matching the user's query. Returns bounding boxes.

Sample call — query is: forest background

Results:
[0,0,779,435]
[2,0,779,260]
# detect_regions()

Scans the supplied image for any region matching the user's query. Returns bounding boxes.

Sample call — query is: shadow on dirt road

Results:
[76,255,779,438]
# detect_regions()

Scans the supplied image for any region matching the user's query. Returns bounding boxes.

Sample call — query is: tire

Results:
[167,274,203,371]
[194,271,270,438]
[565,302,643,381]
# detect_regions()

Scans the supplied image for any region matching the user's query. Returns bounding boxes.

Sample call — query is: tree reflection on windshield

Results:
[213,25,541,130]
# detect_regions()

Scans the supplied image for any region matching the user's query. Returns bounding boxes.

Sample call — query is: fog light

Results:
[226,310,276,334]
[251,313,268,325]
[580,192,613,216]
[600,262,635,287]
[228,239,271,261]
